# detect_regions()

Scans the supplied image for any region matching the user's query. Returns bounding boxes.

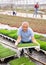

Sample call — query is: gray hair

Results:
[22,21,29,26]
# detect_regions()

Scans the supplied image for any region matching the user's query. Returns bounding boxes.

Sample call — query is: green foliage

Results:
[9,57,36,65]
[18,43,38,48]
[37,40,46,51]
[0,29,18,39]
[0,44,16,58]
[34,34,44,39]
[34,34,46,51]
[34,34,46,41]
[8,33,18,40]
[0,29,10,36]
[8,30,18,39]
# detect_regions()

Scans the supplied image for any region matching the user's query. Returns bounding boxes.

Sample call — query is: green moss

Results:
[9,57,36,65]
[0,44,16,58]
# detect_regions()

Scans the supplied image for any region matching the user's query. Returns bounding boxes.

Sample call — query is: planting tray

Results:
[0,44,16,61]
[9,57,36,65]
[17,43,39,49]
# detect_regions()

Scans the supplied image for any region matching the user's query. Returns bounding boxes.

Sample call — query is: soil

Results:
[0,15,46,34]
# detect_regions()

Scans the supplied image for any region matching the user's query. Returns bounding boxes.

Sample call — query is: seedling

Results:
[0,44,16,59]
[9,57,36,65]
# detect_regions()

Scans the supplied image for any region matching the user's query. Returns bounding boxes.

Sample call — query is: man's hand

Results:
[35,42,40,46]
[15,42,18,48]
[35,45,40,51]
[31,36,40,46]
[15,36,21,48]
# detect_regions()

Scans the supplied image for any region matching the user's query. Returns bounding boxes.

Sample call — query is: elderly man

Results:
[15,22,39,55]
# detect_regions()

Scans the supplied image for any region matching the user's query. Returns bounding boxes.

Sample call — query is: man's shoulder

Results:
[28,27,33,31]
[28,27,34,33]
[18,26,22,31]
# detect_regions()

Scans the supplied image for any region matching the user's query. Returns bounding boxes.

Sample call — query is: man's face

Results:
[22,24,28,32]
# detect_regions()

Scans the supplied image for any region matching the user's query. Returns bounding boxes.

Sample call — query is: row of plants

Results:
[0,29,18,39]
[37,40,46,51]
[0,44,16,59]
[9,56,36,65]
[0,29,46,51]
[34,34,46,42]
[18,43,38,48]
[34,34,46,50]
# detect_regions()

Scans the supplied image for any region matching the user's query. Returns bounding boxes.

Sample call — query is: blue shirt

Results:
[18,27,34,42]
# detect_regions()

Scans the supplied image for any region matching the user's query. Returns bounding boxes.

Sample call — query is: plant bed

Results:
[9,57,36,65]
[0,29,18,39]
[34,34,46,51]
[34,34,46,41]
[0,29,10,36]
[8,33,18,40]
[37,40,46,51]
[17,43,38,49]
[0,44,16,61]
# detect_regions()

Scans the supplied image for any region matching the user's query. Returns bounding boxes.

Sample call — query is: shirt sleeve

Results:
[18,28,22,36]
[30,28,34,37]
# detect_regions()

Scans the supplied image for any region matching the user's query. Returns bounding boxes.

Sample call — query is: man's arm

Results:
[31,36,40,51]
[15,36,21,46]
[31,36,39,45]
